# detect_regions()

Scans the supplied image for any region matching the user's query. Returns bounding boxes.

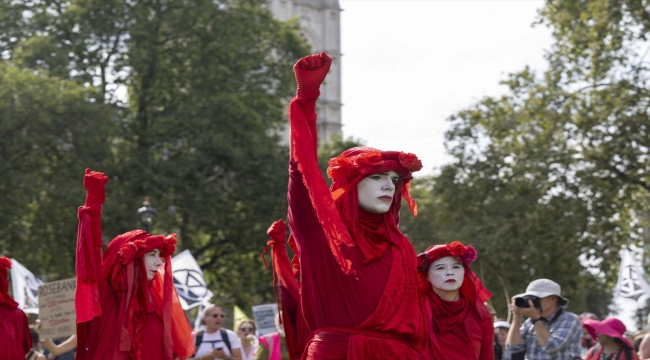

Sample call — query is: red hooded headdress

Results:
[288,132,423,274]
[417,241,492,334]
[75,169,194,360]
[0,256,18,308]
[100,230,194,360]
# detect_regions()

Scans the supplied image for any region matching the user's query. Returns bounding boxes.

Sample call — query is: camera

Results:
[514,295,541,309]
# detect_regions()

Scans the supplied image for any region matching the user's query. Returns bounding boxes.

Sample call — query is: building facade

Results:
[268,0,343,144]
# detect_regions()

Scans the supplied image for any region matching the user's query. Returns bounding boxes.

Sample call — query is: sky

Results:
[339,0,554,175]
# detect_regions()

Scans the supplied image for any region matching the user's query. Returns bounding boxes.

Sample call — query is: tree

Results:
[0,63,114,280]
[401,0,649,318]
[0,0,310,311]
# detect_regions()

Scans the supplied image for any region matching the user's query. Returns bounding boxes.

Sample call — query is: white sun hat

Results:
[493,320,511,329]
[514,278,569,307]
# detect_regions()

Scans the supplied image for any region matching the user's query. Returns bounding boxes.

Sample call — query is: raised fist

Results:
[267,219,287,243]
[83,168,108,207]
[294,52,332,97]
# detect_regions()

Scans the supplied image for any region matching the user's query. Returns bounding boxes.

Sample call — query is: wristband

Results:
[531,317,546,325]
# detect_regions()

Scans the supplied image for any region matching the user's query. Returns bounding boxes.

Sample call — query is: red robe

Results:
[75,170,194,360]
[77,279,167,360]
[421,294,494,360]
[0,304,31,359]
[287,94,426,359]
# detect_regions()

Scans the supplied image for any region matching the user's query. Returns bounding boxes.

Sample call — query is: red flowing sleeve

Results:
[75,169,108,323]
[288,53,357,276]
[263,220,314,360]
[480,315,495,360]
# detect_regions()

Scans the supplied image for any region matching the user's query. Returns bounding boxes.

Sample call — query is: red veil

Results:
[263,220,314,359]
[417,242,493,359]
[0,256,32,359]
[75,170,194,360]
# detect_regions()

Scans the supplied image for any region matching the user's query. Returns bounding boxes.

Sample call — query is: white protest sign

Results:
[252,303,278,336]
[11,259,44,314]
[38,278,76,339]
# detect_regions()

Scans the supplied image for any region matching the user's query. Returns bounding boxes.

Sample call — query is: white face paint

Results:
[357,170,400,214]
[427,256,465,292]
[143,249,164,280]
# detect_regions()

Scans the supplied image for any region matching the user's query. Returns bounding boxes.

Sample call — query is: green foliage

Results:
[0,0,310,312]
[0,63,114,280]
[401,0,650,318]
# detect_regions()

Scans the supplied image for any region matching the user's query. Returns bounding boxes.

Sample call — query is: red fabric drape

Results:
[264,220,314,360]
[417,242,494,360]
[0,304,32,359]
[428,292,470,334]
[0,256,31,359]
[287,52,426,359]
[0,256,18,308]
[75,170,194,360]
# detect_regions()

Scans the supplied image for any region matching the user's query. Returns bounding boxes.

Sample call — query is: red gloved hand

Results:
[83,169,108,207]
[294,52,332,97]
[267,219,287,243]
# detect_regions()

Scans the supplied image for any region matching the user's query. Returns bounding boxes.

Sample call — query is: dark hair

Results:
[635,337,644,352]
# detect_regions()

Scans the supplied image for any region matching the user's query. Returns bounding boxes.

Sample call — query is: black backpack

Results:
[193,329,232,356]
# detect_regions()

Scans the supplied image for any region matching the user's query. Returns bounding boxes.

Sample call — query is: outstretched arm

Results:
[287,53,333,248]
[75,169,108,323]
[287,52,355,275]
[291,52,332,151]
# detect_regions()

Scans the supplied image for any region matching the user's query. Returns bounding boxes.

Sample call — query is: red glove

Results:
[84,169,108,207]
[267,219,287,243]
[294,52,332,97]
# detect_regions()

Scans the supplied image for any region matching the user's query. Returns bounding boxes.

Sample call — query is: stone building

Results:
[268,0,343,144]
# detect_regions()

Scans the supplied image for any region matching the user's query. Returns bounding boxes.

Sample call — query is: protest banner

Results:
[252,303,278,335]
[38,278,76,339]
[613,249,650,330]
[11,258,44,314]
[172,249,213,310]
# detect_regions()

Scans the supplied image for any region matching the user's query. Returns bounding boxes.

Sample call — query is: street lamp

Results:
[137,198,157,233]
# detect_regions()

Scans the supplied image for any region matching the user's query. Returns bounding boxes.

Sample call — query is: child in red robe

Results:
[417,242,494,360]
[287,52,427,359]
[74,169,195,360]
[0,256,31,360]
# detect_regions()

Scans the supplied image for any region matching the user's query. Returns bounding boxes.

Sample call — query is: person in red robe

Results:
[74,169,194,360]
[263,219,314,359]
[417,241,494,360]
[287,52,427,359]
[0,256,32,360]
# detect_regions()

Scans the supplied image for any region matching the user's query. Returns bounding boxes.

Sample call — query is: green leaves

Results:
[0,0,309,311]
[401,0,649,318]
[0,63,114,279]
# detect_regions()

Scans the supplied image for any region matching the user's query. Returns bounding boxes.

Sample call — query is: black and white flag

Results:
[614,249,650,306]
[10,259,44,314]
[171,249,213,310]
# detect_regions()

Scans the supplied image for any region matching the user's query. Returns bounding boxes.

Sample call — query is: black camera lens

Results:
[515,295,541,309]
[514,297,529,308]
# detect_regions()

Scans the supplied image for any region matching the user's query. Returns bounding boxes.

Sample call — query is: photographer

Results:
[506,279,582,359]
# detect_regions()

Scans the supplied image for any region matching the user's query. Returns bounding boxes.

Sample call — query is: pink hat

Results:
[581,317,633,349]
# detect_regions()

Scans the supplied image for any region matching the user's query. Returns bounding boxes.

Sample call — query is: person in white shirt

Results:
[189,304,242,360]
[236,320,258,360]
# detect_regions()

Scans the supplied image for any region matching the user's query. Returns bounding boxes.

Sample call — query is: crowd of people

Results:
[1,51,649,360]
